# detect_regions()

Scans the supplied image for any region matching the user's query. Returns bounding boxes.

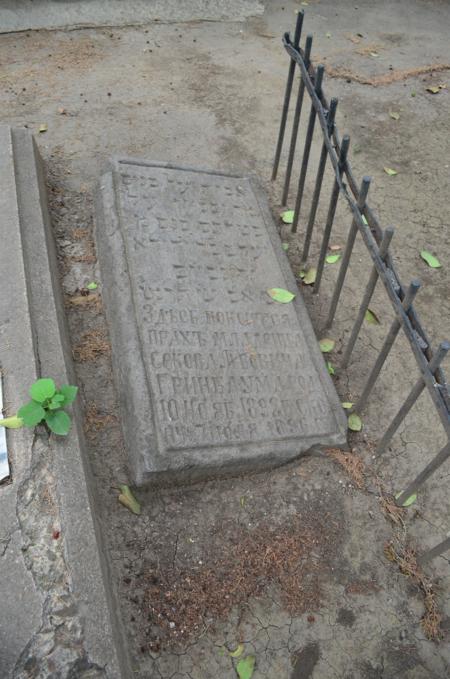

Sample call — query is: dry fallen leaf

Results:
[118,484,141,515]
[303,268,317,285]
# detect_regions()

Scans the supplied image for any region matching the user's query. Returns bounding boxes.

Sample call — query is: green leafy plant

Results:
[0,378,78,436]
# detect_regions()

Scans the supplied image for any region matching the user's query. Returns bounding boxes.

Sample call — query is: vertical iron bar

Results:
[341,226,395,369]
[272,12,304,181]
[301,97,338,265]
[291,63,325,233]
[282,34,313,205]
[418,536,450,566]
[354,280,421,414]
[313,135,350,293]
[395,441,450,507]
[324,176,371,326]
[377,340,450,454]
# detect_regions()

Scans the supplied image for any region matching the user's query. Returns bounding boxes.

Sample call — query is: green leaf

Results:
[348,413,362,432]
[48,396,64,410]
[30,378,56,403]
[319,338,335,353]
[18,401,46,427]
[361,214,368,225]
[267,288,295,303]
[365,309,380,325]
[383,167,398,176]
[327,361,335,375]
[389,111,400,120]
[395,491,417,507]
[411,91,416,97]
[87,281,98,290]
[281,242,289,251]
[240,496,247,508]
[229,643,244,658]
[341,402,354,409]
[298,270,306,279]
[326,253,341,264]
[420,250,441,268]
[0,415,24,429]
[280,210,294,224]
[426,86,440,94]
[303,268,317,285]
[58,384,79,406]
[237,656,255,679]
[45,410,71,435]
[118,484,141,515]
[39,123,48,133]
[326,32,332,38]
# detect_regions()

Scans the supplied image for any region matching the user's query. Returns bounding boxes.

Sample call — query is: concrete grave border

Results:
[0,126,128,677]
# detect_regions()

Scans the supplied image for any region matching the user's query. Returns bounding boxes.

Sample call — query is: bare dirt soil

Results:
[2,1,450,676]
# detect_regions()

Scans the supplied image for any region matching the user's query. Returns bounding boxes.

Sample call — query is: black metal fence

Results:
[272,11,450,565]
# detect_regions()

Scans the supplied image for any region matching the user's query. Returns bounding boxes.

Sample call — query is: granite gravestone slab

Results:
[95,160,346,485]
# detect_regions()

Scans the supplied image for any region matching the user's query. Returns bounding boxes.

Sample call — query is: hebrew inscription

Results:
[96,162,346,484]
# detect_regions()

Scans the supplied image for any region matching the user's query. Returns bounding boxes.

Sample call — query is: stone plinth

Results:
[95,160,347,485]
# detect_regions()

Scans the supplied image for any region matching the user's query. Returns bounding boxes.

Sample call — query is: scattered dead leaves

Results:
[326,448,366,489]
[72,227,90,240]
[136,514,341,650]
[65,292,101,311]
[73,328,110,362]
[345,579,380,595]
[325,63,450,86]
[384,541,443,641]
[84,402,117,437]
[380,495,405,527]
[355,43,384,56]
[66,253,97,264]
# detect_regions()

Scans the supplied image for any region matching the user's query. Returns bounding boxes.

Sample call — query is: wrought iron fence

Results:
[272,11,450,564]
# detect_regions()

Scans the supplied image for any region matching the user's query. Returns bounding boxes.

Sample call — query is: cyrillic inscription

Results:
[96,162,346,483]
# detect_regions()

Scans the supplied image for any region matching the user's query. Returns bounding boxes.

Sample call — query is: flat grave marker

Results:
[95,160,346,485]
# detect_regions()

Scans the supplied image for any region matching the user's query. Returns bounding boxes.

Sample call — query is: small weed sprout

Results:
[0,378,78,435]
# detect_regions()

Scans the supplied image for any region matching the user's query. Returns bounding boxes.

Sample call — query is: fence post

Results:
[291,63,325,233]
[272,11,304,181]
[377,341,450,454]
[341,226,394,369]
[354,280,421,414]
[396,441,450,507]
[301,97,338,265]
[313,135,350,293]
[282,34,313,205]
[324,177,371,327]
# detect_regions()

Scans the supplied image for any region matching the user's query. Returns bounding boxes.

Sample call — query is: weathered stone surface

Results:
[95,160,347,486]
[0,0,264,33]
[0,127,128,677]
